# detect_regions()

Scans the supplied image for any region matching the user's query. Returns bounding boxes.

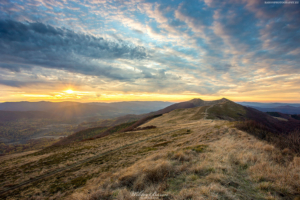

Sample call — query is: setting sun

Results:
[65,89,74,94]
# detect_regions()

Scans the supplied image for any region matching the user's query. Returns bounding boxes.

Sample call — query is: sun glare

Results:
[65,89,74,94]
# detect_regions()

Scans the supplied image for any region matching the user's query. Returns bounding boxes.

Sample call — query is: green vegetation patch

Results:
[171,129,192,138]
[291,114,300,120]
[107,121,137,134]
[153,141,172,147]
[138,147,158,154]
[70,126,108,141]
[167,174,187,193]
[184,145,208,153]
[49,174,92,194]
[266,112,281,117]
[207,101,247,120]
[167,173,201,193]
[150,138,166,143]
[21,146,94,170]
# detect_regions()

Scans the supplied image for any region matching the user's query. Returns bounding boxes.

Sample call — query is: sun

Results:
[65,89,74,94]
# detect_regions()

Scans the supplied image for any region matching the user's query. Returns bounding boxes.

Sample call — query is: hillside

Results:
[0,98,300,199]
[56,98,230,146]
[48,98,300,150]
[142,98,300,133]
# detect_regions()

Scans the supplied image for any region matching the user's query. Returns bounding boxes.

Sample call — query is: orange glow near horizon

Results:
[0,89,300,103]
[0,84,299,103]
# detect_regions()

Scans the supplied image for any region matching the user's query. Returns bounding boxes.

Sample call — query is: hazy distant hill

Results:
[238,102,300,114]
[238,102,300,108]
[93,101,173,114]
[50,104,121,119]
[251,105,300,114]
[0,101,171,111]
[0,105,120,122]
[0,101,173,121]
[0,101,79,112]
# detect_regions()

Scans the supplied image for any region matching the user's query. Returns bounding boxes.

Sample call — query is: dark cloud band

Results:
[0,20,147,79]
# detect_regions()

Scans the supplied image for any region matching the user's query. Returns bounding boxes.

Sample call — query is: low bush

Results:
[132,125,157,131]
[121,114,162,132]
[118,159,174,190]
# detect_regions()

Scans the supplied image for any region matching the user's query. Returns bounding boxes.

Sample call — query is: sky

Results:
[0,0,299,103]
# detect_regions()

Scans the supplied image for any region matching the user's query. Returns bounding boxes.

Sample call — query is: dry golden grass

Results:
[2,108,300,200]
[0,150,38,162]
[68,119,300,200]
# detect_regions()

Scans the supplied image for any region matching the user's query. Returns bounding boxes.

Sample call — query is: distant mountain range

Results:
[1,100,300,122]
[0,101,173,122]
[0,101,172,112]
[238,102,300,114]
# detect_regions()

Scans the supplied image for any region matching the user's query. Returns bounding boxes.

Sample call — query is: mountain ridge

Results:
[58,98,300,147]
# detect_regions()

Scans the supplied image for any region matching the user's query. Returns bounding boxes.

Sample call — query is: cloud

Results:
[0,79,43,87]
[211,63,233,72]
[0,0,300,100]
[132,29,144,34]
[0,80,24,87]
[0,20,147,80]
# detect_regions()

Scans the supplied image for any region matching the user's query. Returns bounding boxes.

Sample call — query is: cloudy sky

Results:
[0,0,299,102]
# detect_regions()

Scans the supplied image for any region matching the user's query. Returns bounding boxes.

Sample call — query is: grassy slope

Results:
[207,101,247,120]
[1,102,300,199]
[54,121,138,146]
